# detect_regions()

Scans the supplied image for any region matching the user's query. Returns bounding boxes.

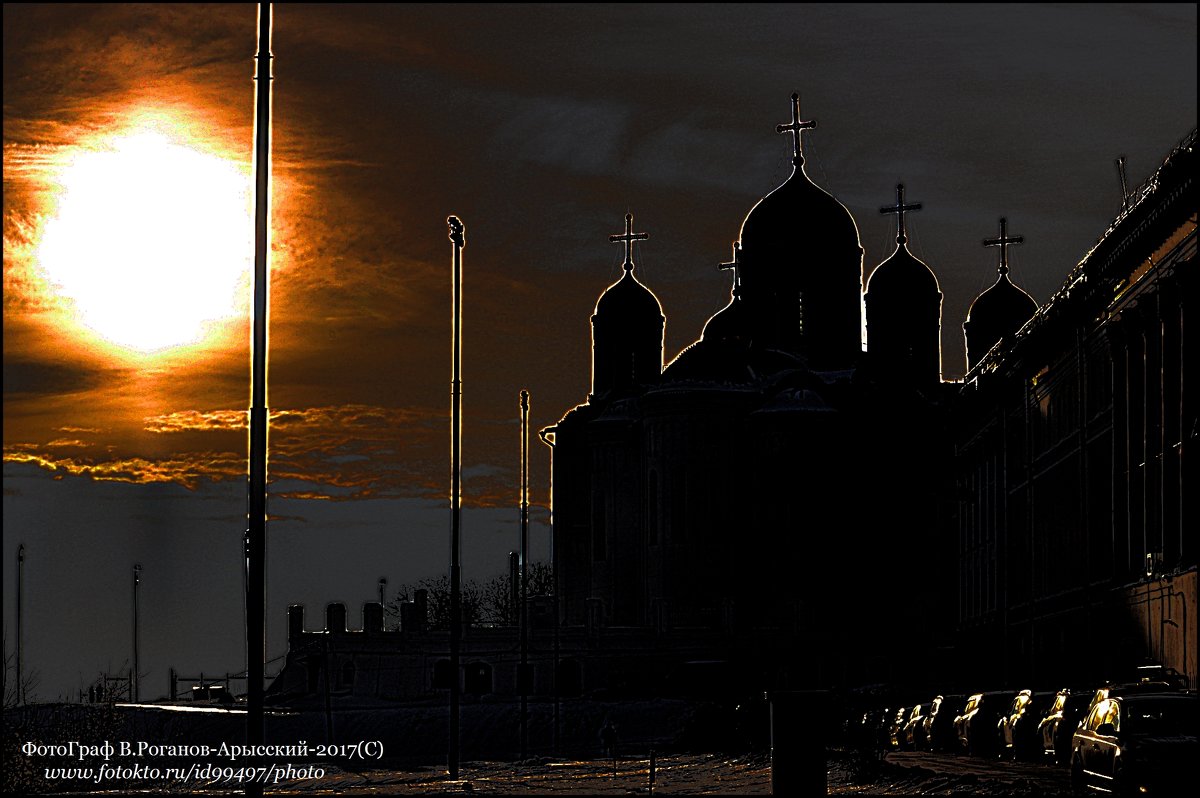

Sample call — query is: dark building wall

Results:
[955,131,1196,688]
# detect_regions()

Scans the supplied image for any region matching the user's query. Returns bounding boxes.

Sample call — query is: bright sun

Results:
[36,125,252,354]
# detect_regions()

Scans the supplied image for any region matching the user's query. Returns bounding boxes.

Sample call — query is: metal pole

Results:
[16,544,24,706]
[133,564,141,703]
[1116,156,1129,210]
[246,0,273,761]
[379,577,387,627]
[538,428,559,754]
[520,390,530,759]
[447,216,465,778]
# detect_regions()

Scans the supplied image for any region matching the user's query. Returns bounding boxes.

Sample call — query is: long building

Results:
[955,129,1197,688]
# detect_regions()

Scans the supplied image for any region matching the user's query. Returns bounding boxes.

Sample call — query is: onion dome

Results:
[964,218,1037,371]
[590,213,664,398]
[702,242,753,345]
[865,184,943,386]
[701,288,752,344]
[735,93,863,368]
[738,163,860,266]
[594,268,662,319]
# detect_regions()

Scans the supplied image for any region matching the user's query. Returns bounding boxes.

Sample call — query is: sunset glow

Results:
[36,124,252,354]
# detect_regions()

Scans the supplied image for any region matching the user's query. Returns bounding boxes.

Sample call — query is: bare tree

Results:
[2,631,39,709]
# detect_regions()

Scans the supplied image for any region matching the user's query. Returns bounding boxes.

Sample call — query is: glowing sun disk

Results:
[37,128,252,353]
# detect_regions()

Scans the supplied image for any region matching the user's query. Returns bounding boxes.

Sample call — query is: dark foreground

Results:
[46,750,1070,795]
[8,703,1074,795]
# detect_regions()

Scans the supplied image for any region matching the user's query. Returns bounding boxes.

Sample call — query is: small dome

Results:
[866,244,940,298]
[701,290,752,344]
[594,269,662,319]
[965,272,1037,328]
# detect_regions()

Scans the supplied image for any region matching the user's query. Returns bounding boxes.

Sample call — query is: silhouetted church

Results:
[545,95,959,690]
[270,101,1195,707]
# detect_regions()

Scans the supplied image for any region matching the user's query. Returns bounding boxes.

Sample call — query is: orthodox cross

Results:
[610,213,649,272]
[718,241,743,294]
[776,92,816,164]
[983,217,1023,276]
[880,183,922,246]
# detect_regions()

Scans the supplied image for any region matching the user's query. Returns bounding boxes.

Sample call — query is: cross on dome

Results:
[609,213,649,272]
[983,217,1024,276]
[776,93,817,165]
[880,183,922,246]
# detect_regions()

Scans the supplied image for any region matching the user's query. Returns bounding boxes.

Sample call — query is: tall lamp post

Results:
[447,215,465,778]
[519,390,531,758]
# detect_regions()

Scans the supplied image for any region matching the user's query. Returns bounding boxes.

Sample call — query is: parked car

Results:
[1084,679,1181,718]
[901,702,929,750]
[924,694,964,752]
[1070,692,1198,796]
[1037,688,1092,764]
[996,689,1054,760]
[887,705,911,750]
[954,691,1011,756]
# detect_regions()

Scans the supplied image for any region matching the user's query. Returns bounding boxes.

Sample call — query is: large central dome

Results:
[733,94,863,370]
[738,163,861,265]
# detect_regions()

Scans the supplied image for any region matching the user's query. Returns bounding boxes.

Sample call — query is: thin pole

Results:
[1116,156,1129,210]
[246,0,273,759]
[520,390,530,759]
[133,564,141,703]
[16,544,24,706]
[447,216,465,778]
[537,429,559,753]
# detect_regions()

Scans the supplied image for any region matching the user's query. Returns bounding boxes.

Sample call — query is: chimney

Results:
[288,604,305,642]
[363,602,383,633]
[326,602,346,634]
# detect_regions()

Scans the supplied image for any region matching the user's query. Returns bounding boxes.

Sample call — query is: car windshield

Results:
[1122,698,1196,736]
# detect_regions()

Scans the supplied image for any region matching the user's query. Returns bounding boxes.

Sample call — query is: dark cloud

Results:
[1,356,110,398]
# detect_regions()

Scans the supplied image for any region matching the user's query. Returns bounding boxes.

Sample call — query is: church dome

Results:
[866,244,940,298]
[963,217,1037,371]
[738,165,860,260]
[701,289,752,344]
[965,272,1037,330]
[594,269,662,319]
[590,213,664,397]
[728,95,864,368]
